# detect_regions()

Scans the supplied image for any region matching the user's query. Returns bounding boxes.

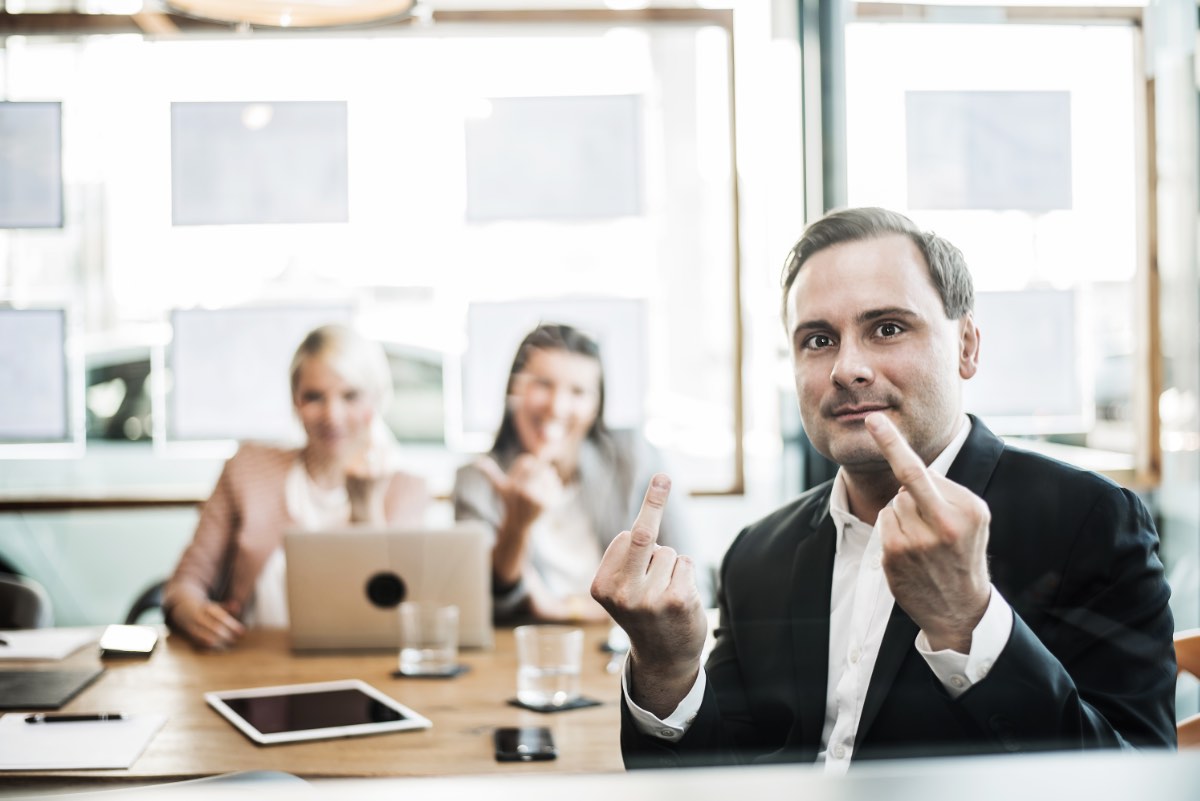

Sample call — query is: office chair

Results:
[1177,628,1200,748]
[125,579,166,625]
[0,572,54,629]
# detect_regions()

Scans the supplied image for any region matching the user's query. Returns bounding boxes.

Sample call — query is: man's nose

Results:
[830,342,874,388]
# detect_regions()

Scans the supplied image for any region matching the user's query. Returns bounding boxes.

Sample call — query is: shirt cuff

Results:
[915,585,1014,698]
[620,655,706,741]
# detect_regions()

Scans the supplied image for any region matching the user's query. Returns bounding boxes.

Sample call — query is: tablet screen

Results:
[223,688,406,734]
[205,679,431,745]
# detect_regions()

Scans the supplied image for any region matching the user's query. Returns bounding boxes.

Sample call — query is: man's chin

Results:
[825,441,891,472]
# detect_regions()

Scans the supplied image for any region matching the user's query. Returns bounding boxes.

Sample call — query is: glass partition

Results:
[842,16,1152,484]
[0,15,743,493]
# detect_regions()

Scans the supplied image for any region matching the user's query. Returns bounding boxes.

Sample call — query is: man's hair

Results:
[490,322,609,455]
[780,207,974,325]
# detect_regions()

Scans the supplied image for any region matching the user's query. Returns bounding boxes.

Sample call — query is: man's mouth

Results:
[829,404,889,421]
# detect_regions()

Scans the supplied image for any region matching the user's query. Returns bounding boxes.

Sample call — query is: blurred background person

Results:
[454,322,706,623]
[164,324,428,648]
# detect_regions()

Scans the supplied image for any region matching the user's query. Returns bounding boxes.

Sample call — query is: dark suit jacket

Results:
[622,417,1176,767]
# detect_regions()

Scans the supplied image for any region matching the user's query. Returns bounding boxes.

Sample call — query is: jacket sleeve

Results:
[162,449,244,621]
[451,461,528,619]
[955,485,1177,751]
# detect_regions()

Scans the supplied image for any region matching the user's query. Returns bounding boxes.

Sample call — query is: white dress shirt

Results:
[624,415,1014,773]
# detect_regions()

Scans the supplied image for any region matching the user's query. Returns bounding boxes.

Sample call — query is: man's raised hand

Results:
[591,474,707,717]
[865,413,992,653]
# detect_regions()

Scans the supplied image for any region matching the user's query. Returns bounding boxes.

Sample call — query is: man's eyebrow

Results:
[790,318,832,340]
[790,307,920,337]
[858,307,920,324]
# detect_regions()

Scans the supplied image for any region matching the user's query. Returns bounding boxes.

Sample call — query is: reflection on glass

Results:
[0,22,739,488]
[845,21,1139,455]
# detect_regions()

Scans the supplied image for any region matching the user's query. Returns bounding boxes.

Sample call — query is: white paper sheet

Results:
[0,627,102,660]
[0,712,167,770]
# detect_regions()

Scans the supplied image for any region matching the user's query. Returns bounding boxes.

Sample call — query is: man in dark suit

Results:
[591,207,1176,770]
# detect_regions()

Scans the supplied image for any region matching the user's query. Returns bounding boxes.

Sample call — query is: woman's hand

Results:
[522,570,610,623]
[479,455,563,529]
[171,596,245,650]
[345,444,390,524]
[529,592,610,624]
[477,455,564,587]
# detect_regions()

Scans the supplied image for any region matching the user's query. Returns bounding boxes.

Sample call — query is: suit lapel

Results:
[789,493,837,753]
[856,416,1005,742]
[947,415,1004,496]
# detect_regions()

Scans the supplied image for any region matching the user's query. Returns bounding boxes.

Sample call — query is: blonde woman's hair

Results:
[289,324,393,410]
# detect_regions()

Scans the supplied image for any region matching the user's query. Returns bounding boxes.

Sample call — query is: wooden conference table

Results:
[9,626,1200,801]
[4,624,624,792]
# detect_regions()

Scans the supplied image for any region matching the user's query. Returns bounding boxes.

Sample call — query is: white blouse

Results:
[527,482,602,600]
[246,458,352,628]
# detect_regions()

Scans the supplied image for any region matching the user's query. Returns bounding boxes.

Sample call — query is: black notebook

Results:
[0,667,105,710]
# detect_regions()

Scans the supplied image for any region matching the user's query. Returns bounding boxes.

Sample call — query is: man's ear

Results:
[958,312,980,380]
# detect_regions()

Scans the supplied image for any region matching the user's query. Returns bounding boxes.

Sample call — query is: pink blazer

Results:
[163,442,428,622]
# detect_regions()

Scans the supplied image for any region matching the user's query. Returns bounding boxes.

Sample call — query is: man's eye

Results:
[877,323,903,337]
[802,334,834,350]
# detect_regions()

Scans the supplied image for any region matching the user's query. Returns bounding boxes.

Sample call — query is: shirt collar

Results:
[829,414,972,550]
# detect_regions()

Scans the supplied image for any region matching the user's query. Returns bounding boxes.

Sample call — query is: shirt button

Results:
[975,659,993,680]
[950,675,967,690]
[659,729,676,738]
[833,745,846,759]
[848,647,861,664]
[870,554,882,570]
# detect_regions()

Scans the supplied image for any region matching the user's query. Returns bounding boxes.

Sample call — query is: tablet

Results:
[204,679,431,745]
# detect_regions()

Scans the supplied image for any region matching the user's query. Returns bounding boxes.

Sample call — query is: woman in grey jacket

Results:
[453,323,704,623]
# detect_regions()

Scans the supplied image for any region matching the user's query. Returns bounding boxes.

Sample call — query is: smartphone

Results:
[494,726,557,762]
[98,624,159,658]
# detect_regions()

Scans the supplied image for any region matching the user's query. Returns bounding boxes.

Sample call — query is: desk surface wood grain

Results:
[2,625,625,786]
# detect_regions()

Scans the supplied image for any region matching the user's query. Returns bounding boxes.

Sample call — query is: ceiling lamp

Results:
[164,0,419,28]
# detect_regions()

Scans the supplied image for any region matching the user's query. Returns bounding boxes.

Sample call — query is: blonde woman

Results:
[164,324,428,648]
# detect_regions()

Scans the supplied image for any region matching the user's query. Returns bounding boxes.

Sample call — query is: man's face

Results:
[785,234,979,473]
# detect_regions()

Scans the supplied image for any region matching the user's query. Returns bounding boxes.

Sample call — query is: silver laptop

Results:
[284,522,493,651]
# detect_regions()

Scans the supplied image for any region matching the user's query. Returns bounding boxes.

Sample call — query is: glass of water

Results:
[514,625,583,707]
[397,602,459,676]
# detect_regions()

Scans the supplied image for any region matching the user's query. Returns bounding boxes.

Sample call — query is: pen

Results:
[24,713,125,724]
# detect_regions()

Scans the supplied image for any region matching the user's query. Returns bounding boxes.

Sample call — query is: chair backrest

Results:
[125,580,166,625]
[0,573,54,629]
[1175,628,1200,748]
